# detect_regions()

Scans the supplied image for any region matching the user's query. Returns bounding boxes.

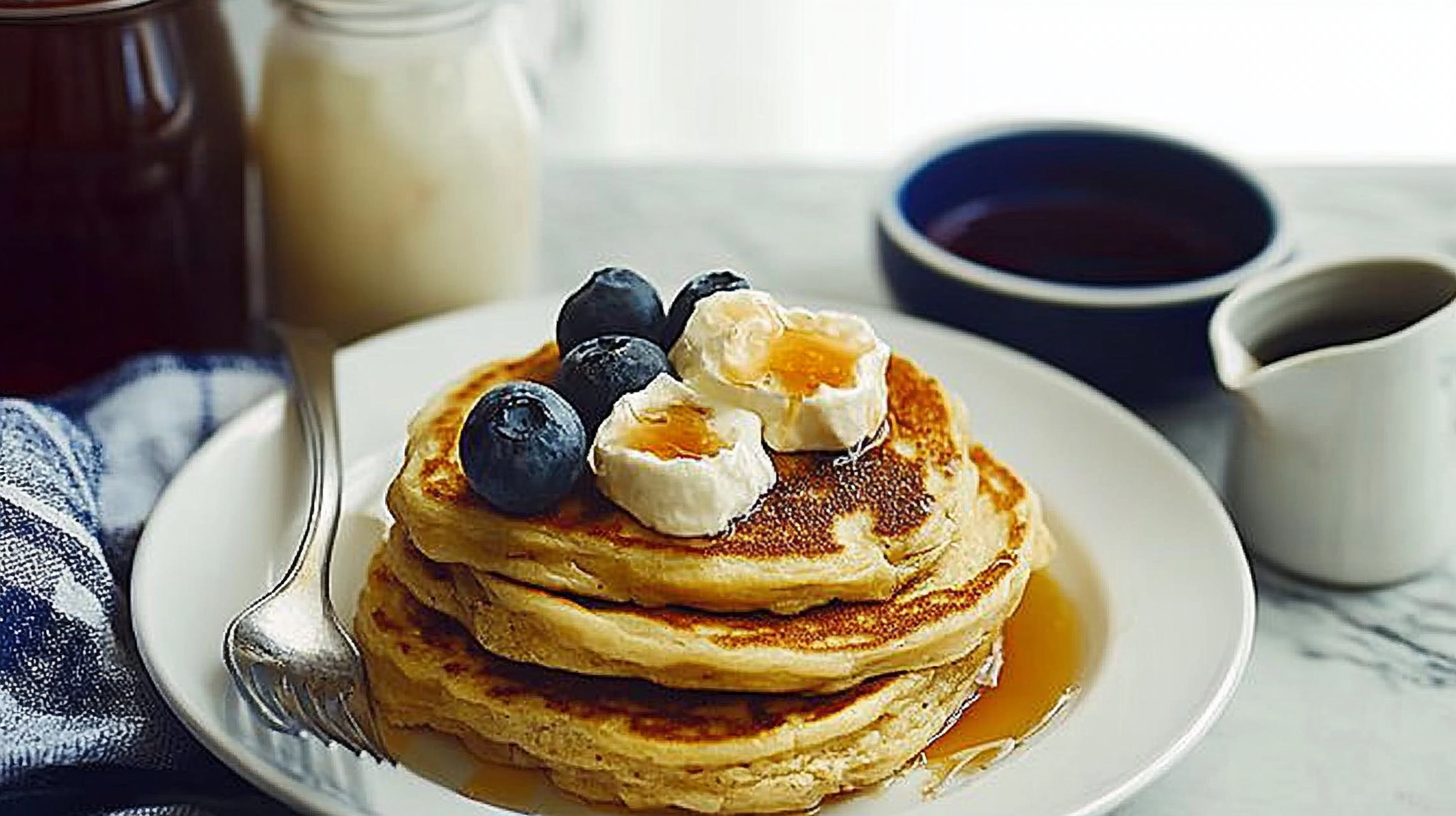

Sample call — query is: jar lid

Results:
[0,0,156,19]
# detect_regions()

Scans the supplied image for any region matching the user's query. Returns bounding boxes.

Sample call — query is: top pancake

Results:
[387,342,976,614]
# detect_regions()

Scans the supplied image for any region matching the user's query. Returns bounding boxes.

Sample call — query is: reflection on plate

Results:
[132,295,1254,816]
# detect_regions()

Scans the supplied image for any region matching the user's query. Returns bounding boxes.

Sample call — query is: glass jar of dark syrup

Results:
[0,0,252,397]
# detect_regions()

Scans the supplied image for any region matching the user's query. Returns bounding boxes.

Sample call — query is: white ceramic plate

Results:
[132,295,1254,816]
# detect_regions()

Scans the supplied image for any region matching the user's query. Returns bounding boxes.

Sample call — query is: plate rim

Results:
[132,294,1256,816]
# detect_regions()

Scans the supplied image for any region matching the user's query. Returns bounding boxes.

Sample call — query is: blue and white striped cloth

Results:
[0,355,293,816]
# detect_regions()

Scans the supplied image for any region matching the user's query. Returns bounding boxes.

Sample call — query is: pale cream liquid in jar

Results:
[257,0,540,343]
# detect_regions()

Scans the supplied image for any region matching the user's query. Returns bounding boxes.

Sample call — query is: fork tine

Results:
[335,695,385,760]
[300,686,368,755]
[337,693,384,757]
[283,676,360,754]
[334,693,390,762]
[275,674,316,740]
[235,663,296,733]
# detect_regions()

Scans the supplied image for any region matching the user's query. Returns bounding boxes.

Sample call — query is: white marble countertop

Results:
[535,163,1456,815]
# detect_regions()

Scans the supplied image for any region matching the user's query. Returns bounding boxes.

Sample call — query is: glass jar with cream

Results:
[256,0,540,343]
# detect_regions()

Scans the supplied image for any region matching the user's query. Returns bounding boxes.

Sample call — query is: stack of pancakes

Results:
[358,342,1057,814]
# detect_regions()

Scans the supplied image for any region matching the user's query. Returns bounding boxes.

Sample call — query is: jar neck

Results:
[277,0,497,35]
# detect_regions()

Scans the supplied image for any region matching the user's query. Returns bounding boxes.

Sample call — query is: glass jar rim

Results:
[274,0,495,34]
[0,0,156,20]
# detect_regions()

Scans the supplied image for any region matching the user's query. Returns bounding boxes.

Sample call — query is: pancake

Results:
[387,342,977,614]
[385,443,1054,694]
[356,557,1001,814]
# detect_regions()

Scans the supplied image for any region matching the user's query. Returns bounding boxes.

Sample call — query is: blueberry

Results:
[557,335,671,435]
[660,270,751,351]
[458,381,586,515]
[556,267,666,355]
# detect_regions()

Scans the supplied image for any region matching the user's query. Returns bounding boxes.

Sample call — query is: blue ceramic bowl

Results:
[876,121,1292,401]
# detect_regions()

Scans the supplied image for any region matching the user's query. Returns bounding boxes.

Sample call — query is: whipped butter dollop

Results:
[591,373,776,537]
[668,290,891,452]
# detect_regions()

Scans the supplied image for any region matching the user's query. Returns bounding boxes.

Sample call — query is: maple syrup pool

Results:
[926,509,1105,766]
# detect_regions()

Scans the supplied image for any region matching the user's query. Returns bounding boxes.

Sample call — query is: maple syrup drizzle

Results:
[764,326,860,396]
[923,572,1083,778]
[625,403,728,460]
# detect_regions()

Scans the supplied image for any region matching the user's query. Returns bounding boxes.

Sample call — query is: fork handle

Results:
[273,324,344,610]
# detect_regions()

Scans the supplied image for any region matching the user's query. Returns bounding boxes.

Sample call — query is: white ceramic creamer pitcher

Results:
[1209,254,1456,586]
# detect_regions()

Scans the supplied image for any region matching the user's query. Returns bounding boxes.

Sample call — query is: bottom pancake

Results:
[356,555,1000,814]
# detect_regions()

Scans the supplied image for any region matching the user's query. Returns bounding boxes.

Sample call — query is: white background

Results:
[227,0,1456,166]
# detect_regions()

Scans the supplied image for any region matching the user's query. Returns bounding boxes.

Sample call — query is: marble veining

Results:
[1257,561,1456,689]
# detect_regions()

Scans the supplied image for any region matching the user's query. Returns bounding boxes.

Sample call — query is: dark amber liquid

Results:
[0,0,252,396]
[625,403,728,460]
[926,196,1246,285]
[1250,310,1433,366]
[925,571,1082,762]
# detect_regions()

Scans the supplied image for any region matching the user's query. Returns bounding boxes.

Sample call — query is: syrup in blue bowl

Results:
[877,123,1291,401]
[924,192,1250,285]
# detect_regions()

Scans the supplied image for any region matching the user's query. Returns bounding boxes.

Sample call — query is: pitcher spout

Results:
[1209,253,1456,393]
[1208,310,1261,391]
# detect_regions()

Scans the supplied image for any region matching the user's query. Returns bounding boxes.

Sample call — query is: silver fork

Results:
[223,324,391,763]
